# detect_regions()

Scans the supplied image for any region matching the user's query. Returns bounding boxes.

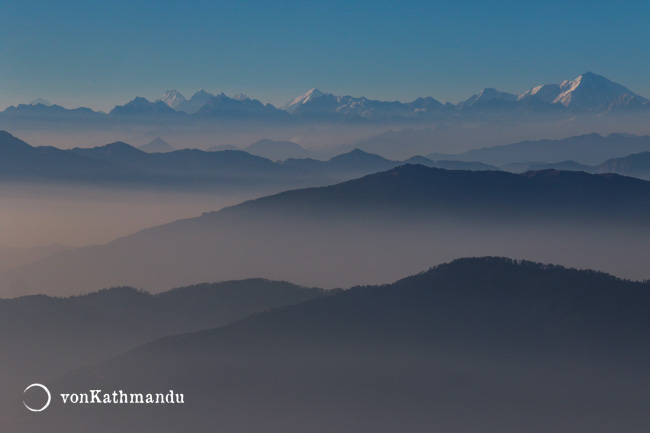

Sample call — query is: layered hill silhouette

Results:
[0,280,326,406]
[595,151,650,179]
[6,258,650,433]
[2,164,649,295]
[428,133,650,166]
[0,131,503,189]
[282,148,401,176]
[0,131,324,189]
[503,152,650,180]
[0,131,138,181]
[68,142,306,183]
[4,131,650,188]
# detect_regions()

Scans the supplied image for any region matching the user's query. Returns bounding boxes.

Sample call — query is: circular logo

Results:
[23,383,51,412]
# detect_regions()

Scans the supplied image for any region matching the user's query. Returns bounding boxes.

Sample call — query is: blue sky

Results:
[2,0,649,110]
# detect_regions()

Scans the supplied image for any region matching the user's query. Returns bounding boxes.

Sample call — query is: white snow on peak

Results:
[552,72,647,108]
[518,84,561,103]
[282,88,328,112]
[517,72,648,110]
[232,93,250,101]
[458,88,516,107]
[160,90,186,109]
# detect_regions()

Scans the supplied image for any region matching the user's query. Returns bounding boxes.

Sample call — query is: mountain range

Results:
[502,151,650,180]
[3,73,648,125]
[0,131,324,190]
[5,130,650,191]
[4,258,650,433]
[0,131,502,189]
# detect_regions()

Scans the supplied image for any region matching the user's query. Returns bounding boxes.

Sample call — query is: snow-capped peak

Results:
[282,88,328,112]
[458,88,516,107]
[553,72,647,108]
[518,84,561,103]
[517,72,649,110]
[159,90,186,109]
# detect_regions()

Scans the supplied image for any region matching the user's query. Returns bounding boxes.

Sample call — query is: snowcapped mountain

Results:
[407,97,445,113]
[168,73,648,120]
[519,72,648,111]
[282,89,443,120]
[158,90,249,111]
[159,90,186,109]
[176,89,215,114]
[282,88,326,113]
[457,88,517,108]
[6,73,648,126]
[553,72,647,109]
[196,93,290,120]
[518,84,562,103]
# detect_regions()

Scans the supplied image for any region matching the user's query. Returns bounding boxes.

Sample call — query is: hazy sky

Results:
[2,0,649,111]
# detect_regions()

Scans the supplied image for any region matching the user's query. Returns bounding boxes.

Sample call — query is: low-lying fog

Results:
[0,183,250,248]
[2,214,649,297]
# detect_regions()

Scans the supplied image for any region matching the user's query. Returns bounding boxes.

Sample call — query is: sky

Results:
[1,0,649,111]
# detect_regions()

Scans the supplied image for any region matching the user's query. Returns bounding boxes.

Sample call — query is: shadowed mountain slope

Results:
[0,279,327,406]
[6,258,650,433]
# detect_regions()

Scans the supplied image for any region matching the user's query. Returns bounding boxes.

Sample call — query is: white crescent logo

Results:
[23,383,51,412]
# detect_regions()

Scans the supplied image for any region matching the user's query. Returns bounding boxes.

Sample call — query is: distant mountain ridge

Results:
[176,89,213,114]
[280,149,499,177]
[4,72,648,124]
[138,137,176,153]
[501,151,650,180]
[110,96,179,116]
[158,90,186,109]
[196,93,289,120]
[0,131,500,187]
[281,72,649,120]
[428,133,650,166]
[595,151,650,179]
[0,131,325,189]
